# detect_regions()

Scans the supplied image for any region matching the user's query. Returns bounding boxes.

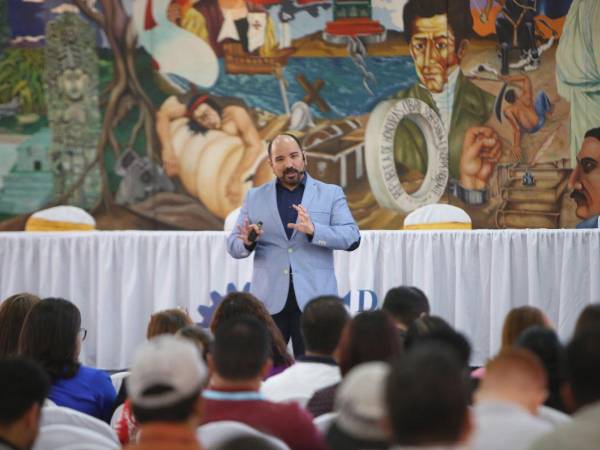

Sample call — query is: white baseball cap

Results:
[127,335,207,409]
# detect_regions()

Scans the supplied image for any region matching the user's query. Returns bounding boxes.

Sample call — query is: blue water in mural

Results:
[206,56,418,119]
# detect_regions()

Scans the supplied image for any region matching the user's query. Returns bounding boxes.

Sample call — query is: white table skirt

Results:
[1,230,598,369]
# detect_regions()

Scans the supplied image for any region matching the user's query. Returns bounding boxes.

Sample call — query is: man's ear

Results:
[23,402,42,432]
[260,358,273,379]
[207,353,216,374]
[561,383,576,413]
[457,39,469,62]
[459,408,474,445]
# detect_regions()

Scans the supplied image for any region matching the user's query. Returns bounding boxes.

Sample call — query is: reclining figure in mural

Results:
[156,93,268,219]
[499,74,552,160]
[393,0,501,205]
[569,127,600,229]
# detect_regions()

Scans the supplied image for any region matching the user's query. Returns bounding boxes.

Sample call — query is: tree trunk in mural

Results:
[72,0,157,210]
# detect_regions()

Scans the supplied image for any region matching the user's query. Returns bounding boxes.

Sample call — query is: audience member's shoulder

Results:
[528,428,567,450]
[79,364,111,382]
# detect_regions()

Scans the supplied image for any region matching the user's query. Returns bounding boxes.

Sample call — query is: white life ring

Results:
[365,98,449,213]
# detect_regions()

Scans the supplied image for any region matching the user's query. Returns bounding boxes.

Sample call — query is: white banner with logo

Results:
[1,230,599,369]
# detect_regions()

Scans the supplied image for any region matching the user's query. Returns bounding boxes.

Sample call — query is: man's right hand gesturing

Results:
[237,217,263,247]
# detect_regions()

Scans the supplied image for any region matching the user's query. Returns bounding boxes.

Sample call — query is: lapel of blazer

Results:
[266,179,289,241]
[291,173,317,241]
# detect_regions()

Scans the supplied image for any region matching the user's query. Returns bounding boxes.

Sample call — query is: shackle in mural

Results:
[365,99,449,213]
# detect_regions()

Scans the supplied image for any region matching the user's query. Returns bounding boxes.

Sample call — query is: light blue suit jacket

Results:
[227,174,360,314]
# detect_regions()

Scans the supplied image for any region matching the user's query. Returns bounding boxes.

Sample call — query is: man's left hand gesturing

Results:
[288,204,315,236]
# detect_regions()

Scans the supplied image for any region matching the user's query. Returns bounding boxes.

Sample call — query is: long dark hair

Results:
[0,293,40,357]
[210,292,294,368]
[18,297,82,381]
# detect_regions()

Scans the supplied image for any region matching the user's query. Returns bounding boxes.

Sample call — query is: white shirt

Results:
[261,357,340,404]
[471,400,552,450]
[428,67,460,133]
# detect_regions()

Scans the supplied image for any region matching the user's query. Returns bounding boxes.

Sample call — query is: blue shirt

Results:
[276,175,307,240]
[49,365,116,422]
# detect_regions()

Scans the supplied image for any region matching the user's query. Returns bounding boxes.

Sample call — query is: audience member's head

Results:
[386,343,471,447]
[0,293,40,357]
[573,303,600,337]
[220,436,280,450]
[211,316,271,382]
[0,357,50,450]
[300,296,349,356]
[563,328,600,411]
[146,308,193,339]
[128,335,207,426]
[338,310,403,376]
[327,362,391,450]
[515,326,567,411]
[501,306,549,351]
[382,286,430,330]
[475,348,548,414]
[18,297,83,381]
[210,291,293,367]
[409,325,472,370]
[176,325,213,363]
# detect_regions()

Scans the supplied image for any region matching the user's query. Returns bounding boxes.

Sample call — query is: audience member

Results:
[382,286,430,330]
[124,335,207,450]
[530,328,600,449]
[515,326,567,412]
[307,310,402,417]
[573,303,600,337]
[176,325,213,363]
[386,343,472,449]
[471,349,552,450]
[261,296,349,403]
[146,308,193,339]
[0,293,40,357]
[404,315,454,350]
[0,357,50,450]
[210,291,293,377]
[202,316,328,450]
[18,297,116,422]
[326,362,391,450]
[117,314,203,444]
[501,305,549,351]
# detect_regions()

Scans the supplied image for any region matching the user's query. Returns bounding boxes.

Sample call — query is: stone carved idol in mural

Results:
[156,93,273,219]
[44,13,102,209]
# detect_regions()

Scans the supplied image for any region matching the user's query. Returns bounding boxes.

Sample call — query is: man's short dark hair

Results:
[213,316,270,380]
[132,387,201,424]
[267,132,303,158]
[584,127,600,143]
[0,357,50,425]
[403,0,473,47]
[386,343,469,446]
[566,328,600,409]
[300,296,349,355]
[382,286,430,327]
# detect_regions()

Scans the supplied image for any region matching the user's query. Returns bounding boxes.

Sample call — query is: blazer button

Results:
[288,248,293,253]
[283,269,289,275]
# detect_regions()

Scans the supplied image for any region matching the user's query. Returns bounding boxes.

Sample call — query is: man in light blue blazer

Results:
[227,133,360,355]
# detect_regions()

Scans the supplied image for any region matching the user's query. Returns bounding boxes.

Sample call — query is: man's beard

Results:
[280,167,304,185]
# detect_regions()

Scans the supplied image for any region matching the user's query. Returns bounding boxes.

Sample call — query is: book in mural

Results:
[1,0,598,230]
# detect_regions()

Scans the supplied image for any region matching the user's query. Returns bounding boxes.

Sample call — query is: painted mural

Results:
[0,0,597,230]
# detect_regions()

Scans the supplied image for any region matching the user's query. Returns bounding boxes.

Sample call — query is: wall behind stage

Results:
[1,0,597,231]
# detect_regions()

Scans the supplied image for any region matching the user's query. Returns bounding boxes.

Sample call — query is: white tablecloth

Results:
[1,230,598,369]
